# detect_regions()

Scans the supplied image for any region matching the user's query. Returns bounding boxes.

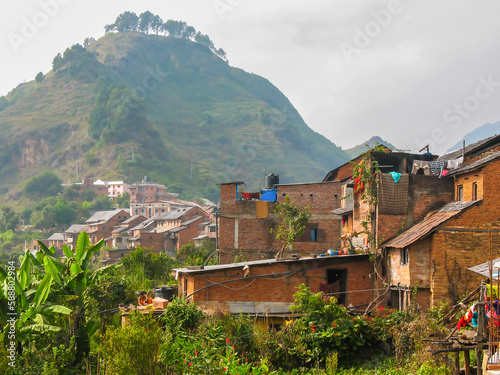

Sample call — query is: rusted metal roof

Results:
[383,200,481,248]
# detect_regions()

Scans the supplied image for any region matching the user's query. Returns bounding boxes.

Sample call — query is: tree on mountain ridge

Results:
[139,11,154,34]
[103,11,228,62]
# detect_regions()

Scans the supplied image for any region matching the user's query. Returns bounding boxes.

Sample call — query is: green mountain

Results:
[0,30,349,204]
[343,136,395,159]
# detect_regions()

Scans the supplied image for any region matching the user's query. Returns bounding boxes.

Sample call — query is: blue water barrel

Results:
[261,189,277,202]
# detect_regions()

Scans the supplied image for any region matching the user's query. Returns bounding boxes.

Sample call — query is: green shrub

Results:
[161,297,204,337]
[98,312,164,375]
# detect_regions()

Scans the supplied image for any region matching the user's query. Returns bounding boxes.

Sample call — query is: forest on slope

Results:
[0,11,350,206]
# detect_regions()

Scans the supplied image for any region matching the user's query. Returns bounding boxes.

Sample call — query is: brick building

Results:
[110,215,147,249]
[64,224,88,249]
[86,209,131,244]
[382,148,500,308]
[128,176,179,205]
[325,151,454,253]
[173,254,372,321]
[218,180,343,264]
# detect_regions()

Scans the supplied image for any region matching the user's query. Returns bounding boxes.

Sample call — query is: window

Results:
[310,228,318,242]
[401,247,409,266]
[472,182,478,200]
[457,185,463,201]
[296,223,324,242]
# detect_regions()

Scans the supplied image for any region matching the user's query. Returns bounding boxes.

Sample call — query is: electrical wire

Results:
[203,277,257,290]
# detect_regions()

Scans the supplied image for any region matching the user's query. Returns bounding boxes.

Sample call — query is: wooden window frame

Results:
[400,247,409,266]
[457,185,463,201]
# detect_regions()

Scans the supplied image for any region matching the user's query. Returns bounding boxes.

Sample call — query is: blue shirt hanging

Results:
[388,172,401,183]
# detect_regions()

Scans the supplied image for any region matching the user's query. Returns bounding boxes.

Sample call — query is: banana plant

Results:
[37,231,105,359]
[0,231,105,355]
[0,247,72,342]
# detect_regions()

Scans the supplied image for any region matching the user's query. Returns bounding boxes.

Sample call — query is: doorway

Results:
[326,269,347,306]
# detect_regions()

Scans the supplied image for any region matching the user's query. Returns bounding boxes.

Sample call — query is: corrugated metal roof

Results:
[174,253,369,275]
[447,151,500,176]
[468,257,500,278]
[383,200,481,248]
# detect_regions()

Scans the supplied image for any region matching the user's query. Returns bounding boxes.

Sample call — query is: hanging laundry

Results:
[388,171,401,183]
[412,160,431,175]
[440,169,449,177]
[471,311,478,328]
[429,161,446,176]
[447,157,463,170]
[456,316,468,330]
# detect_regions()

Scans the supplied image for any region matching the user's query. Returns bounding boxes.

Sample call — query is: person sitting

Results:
[138,291,148,306]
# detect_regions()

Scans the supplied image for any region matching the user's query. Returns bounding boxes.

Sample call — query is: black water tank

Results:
[155,286,175,301]
[265,173,279,189]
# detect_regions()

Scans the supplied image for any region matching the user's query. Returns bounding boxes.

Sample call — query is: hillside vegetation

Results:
[0,12,349,204]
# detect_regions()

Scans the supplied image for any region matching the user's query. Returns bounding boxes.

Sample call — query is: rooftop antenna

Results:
[76,161,79,182]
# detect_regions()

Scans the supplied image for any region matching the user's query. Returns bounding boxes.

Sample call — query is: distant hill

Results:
[447,122,500,153]
[0,22,350,205]
[343,136,395,159]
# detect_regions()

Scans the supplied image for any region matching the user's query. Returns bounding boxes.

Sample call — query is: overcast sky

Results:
[2,0,500,154]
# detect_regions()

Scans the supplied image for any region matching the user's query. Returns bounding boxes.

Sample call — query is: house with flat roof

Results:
[173,253,373,326]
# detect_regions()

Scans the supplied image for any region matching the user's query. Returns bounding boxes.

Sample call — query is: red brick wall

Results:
[219,182,343,264]
[429,161,500,306]
[140,232,164,252]
[178,256,373,309]
[410,175,454,224]
[387,237,431,289]
[177,217,205,250]
[377,214,407,245]
[276,182,342,214]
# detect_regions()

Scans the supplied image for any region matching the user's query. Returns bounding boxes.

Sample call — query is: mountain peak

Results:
[343,136,395,158]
